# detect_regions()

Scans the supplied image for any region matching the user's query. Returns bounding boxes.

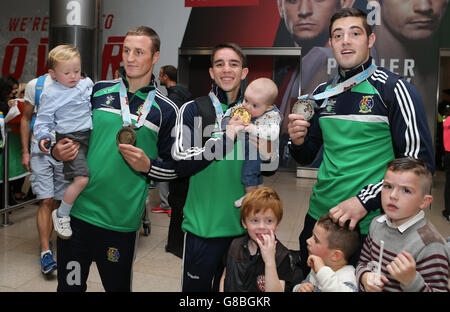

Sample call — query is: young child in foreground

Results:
[219,187,292,292]
[224,78,281,207]
[34,45,93,239]
[293,214,361,292]
[356,157,450,292]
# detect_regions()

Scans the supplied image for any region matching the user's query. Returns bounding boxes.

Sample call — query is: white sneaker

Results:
[234,195,245,208]
[52,209,72,239]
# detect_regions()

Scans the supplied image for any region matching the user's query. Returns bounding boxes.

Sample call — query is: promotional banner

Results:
[0,0,191,182]
[0,0,192,83]
[1,0,50,82]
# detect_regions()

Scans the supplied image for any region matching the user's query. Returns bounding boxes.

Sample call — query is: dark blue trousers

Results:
[57,216,138,292]
[182,231,238,292]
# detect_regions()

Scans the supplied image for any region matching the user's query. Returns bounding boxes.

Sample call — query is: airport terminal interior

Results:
[0,169,449,292]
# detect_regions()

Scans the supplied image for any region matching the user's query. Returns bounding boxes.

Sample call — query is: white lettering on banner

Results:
[390,58,399,74]
[327,58,415,80]
[404,59,415,77]
[66,0,81,25]
[367,1,381,26]
[378,58,415,77]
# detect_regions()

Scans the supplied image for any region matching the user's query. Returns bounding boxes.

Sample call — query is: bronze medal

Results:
[116,126,136,146]
[292,99,315,121]
[231,106,252,123]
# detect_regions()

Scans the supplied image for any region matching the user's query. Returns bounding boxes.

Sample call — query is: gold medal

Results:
[116,126,136,146]
[231,106,252,123]
[292,99,315,121]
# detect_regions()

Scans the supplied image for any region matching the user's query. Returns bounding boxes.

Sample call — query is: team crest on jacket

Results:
[359,96,374,113]
[256,274,265,291]
[107,247,120,262]
[321,98,336,115]
[101,95,115,108]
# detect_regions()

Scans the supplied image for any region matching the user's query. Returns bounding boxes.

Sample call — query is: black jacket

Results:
[167,85,192,108]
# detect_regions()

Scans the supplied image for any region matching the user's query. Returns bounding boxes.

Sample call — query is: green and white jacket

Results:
[289,57,434,234]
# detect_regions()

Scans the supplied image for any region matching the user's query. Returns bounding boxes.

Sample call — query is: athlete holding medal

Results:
[51,26,179,292]
[287,8,435,276]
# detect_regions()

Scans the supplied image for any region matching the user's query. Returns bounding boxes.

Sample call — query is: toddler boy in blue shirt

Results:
[34,44,93,239]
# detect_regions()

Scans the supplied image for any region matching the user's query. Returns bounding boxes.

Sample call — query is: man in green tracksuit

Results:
[287,8,435,275]
[52,26,179,292]
[173,43,251,291]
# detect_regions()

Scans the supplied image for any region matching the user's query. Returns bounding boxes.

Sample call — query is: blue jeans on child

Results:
[241,133,263,187]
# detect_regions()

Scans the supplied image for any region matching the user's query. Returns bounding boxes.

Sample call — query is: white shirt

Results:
[376,210,425,233]
[293,265,358,292]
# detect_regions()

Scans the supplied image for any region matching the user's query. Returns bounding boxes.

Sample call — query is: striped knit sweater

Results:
[356,213,450,292]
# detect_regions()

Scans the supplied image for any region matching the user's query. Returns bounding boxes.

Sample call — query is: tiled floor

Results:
[0,170,448,292]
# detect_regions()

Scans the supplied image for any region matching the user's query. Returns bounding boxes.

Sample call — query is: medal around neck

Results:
[292,99,315,121]
[231,106,252,123]
[116,126,136,146]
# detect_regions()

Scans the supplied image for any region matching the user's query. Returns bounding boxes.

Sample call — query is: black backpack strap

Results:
[195,95,217,145]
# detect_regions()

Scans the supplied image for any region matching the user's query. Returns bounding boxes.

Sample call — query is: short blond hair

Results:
[247,78,278,107]
[48,45,81,70]
[126,26,160,55]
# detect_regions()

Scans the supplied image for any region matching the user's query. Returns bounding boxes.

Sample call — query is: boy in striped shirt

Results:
[356,157,449,292]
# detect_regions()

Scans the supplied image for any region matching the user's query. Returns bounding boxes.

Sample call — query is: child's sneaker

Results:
[52,209,72,239]
[40,251,57,274]
[234,195,245,208]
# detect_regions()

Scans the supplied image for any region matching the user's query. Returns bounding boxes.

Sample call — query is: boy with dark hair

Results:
[294,214,360,292]
[219,187,292,292]
[357,157,450,292]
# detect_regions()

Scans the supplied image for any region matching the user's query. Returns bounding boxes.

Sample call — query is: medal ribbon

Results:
[119,78,156,129]
[208,92,226,133]
[300,64,377,101]
[208,92,242,133]
[209,92,224,123]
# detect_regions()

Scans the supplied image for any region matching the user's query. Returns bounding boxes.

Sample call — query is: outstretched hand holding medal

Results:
[288,64,377,146]
[287,97,315,146]
[292,98,315,122]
